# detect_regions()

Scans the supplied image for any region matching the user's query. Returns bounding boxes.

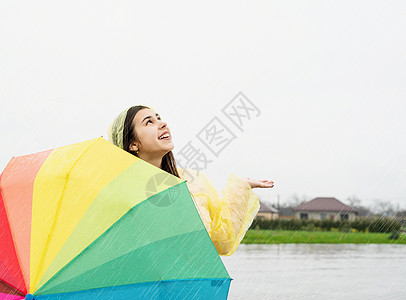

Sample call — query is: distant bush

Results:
[250,217,402,233]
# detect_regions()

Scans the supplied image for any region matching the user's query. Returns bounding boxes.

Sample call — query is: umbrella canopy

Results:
[0,137,231,299]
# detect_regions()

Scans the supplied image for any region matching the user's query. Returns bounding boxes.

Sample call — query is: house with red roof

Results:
[293,197,357,221]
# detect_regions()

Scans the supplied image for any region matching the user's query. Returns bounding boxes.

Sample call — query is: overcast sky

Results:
[1,1,405,210]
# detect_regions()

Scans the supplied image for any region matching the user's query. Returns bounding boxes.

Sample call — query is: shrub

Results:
[249,216,402,233]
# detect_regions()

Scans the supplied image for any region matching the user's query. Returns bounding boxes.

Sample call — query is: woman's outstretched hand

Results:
[244,178,274,189]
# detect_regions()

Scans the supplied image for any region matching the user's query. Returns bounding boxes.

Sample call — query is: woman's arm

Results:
[205,172,260,256]
[185,170,260,256]
[177,167,272,256]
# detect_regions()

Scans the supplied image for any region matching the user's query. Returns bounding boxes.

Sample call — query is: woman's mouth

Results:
[158,133,171,140]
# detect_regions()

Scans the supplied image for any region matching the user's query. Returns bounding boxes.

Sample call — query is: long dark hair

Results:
[122,105,181,179]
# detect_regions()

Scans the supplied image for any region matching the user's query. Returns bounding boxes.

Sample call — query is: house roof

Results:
[293,197,357,213]
[259,201,278,213]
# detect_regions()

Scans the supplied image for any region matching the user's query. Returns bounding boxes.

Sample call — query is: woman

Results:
[107,105,274,256]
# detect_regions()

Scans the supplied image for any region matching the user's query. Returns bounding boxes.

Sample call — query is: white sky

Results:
[1,1,405,210]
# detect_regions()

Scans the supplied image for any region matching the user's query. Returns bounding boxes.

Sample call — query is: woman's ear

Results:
[129,142,138,152]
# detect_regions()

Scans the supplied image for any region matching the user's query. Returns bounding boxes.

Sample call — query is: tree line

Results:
[250,217,402,233]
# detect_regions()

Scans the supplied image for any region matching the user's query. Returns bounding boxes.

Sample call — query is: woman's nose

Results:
[159,120,167,128]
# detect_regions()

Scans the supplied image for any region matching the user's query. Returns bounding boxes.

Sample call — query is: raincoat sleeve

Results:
[178,167,260,256]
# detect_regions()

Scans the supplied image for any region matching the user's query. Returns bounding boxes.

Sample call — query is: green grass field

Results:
[241,229,406,244]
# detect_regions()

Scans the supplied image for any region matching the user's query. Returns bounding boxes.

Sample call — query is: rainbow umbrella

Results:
[0,137,231,299]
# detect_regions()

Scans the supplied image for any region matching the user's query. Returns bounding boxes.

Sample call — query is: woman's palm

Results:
[245,178,274,189]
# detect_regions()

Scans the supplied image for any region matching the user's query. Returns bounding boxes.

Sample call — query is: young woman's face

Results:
[130,108,174,156]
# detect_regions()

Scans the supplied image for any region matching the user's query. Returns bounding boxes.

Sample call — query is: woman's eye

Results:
[147,117,161,124]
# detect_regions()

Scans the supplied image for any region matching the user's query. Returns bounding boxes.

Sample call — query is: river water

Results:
[220,244,406,299]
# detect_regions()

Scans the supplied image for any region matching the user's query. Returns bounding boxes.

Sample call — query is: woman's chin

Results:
[162,144,175,154]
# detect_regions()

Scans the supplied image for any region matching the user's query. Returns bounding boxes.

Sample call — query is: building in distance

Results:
[293,197,357,221]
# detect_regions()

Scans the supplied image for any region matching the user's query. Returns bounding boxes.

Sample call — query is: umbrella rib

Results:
[32,138,99,292]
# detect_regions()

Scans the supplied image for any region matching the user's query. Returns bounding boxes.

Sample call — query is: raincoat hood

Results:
[107,106,157,150]
[107,107,131,150]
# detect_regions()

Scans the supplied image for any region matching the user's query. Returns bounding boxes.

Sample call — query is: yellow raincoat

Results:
[177,167,260,256]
